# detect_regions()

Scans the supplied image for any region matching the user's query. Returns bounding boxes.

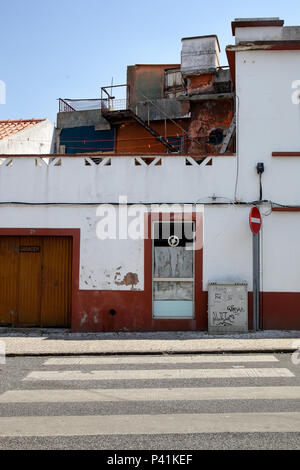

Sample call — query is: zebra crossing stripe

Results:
[23,368,294,381]
[44,354,279,366]
[0,386,300,403]
[0,412,299,437]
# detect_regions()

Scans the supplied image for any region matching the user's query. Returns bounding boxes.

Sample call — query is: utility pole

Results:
[249,206,262,331]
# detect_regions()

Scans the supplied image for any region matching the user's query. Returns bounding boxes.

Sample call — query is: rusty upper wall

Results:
[56,40,234,156]
[116,119,188,154]
[134,99,190,122]
[187,98,234,154]
[102,67,234,155]
[185,68,232,96]
[127,64,180,106]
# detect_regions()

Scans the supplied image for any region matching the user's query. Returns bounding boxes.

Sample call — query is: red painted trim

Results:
[72,289,300,332]
[272,207,300,212]
[0,228,80,330]
[272,152,300,157]
[251,41,300,50]
[231,20,284,36]
[261,292,300,330]
[226,49,236,90]
[2,230,299,331]
[228,42,300,52]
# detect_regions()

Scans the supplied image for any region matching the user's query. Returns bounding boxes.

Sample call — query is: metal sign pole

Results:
[253,232,260,331]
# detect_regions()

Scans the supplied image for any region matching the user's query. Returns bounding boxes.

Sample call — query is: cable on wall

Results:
[234,94,240,202]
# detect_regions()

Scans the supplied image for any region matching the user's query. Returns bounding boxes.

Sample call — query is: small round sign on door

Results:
[249,207,262,234]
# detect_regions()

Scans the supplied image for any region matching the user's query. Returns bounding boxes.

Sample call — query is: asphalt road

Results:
[0,352,299,450]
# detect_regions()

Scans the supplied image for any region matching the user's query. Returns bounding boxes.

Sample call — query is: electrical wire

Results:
[0,200,298,207]
[2,135,211,144]
[260,215,264,330]
[259,173,263,202]
[234,95,240,202]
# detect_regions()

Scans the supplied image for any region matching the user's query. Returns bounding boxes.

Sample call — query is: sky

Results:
[0,0,299,123]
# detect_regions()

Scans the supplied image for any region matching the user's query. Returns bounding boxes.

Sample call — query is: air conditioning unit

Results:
[208,282,248,334]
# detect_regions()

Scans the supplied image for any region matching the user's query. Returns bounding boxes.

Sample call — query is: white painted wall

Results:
[1,201,298,294]
[0,155,241,293]
[235,26,282,44]
[203,205,252,290]
[0,119,55,154]
[203,205,300,293]
[231,44,300,294]
[0,155,236,204]
[235,25,300,44]
[236,49,300,205]
[0,205,144,291]
[261,211,300,292]
[0,33,300,296]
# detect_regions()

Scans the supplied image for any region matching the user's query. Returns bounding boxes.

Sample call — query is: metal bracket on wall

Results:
[220,113,236,154]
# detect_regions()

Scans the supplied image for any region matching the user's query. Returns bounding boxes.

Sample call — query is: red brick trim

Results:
[272,207,300,212]
[226,49,236,89]
[272,152,300,157]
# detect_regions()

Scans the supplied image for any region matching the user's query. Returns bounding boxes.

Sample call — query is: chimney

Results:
[231,17,284,44]
[181,35,220,76]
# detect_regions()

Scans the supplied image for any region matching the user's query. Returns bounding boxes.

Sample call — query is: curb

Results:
[5,349,297,357]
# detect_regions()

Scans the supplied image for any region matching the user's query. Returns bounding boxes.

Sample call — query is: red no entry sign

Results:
[249,207,262,234]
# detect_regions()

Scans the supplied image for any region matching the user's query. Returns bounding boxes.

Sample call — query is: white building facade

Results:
[0,18,300,331]
[0,119,55,155]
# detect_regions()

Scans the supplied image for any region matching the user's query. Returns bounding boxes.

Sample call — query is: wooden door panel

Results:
[17,237,42,326]
[0,237,19,325]
[0,235,72,328]
[41,236,72,327]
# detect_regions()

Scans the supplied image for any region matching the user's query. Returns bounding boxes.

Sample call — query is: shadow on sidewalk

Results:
[0,328,300,341]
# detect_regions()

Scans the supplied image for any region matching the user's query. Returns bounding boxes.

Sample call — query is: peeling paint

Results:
[115,272,139,290]
[188,99,234,154]
[187,73,215,95]
[80,313,88,325]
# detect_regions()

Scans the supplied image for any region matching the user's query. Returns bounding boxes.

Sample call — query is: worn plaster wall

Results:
[127,64,179,105]
[234,26,283,44]
[1,200,300,296]
[0,119,55,154]
[188,99,234,154]
[57,109,110,130]
[236,49,300,204]
[0,205,144,291]
[0,155,236,204]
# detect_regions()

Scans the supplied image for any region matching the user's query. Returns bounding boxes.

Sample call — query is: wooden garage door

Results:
[0,236,72,327]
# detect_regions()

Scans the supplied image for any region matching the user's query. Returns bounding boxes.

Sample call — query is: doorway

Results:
[0,236,72,327]
[153,221,195,318]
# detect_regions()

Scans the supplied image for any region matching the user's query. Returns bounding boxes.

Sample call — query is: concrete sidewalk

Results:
[1,329,300,355]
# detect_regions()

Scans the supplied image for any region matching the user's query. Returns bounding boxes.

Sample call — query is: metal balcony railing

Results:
[100,98,128,112]
[100,84,129,112]
[58,98,103,113]
[58,98,76,113]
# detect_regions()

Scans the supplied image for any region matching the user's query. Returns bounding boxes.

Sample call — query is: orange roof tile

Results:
[0,119,46,141]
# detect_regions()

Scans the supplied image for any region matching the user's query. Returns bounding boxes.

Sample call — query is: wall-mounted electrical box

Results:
[208,282,248,334]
